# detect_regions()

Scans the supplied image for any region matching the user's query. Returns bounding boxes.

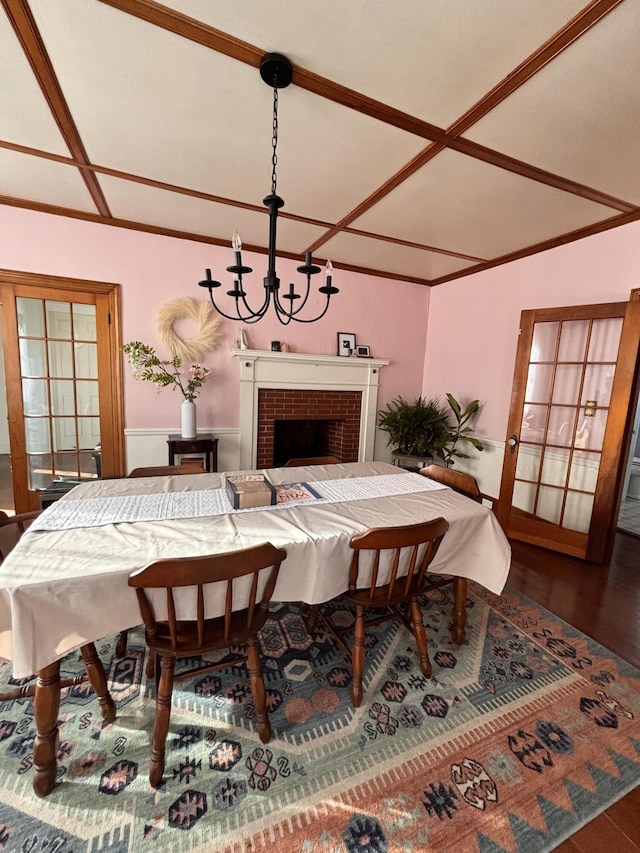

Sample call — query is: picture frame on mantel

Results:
[356,345,371,357]
[337,332,356,356]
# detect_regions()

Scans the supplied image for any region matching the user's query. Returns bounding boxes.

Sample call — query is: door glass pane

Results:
[48,340,73,378]
[530,322,559,362]
[525,364,553,403]
[577,408,607,452]
[51,379,76,415]
[80,450,100,478]
[25,418,50,453]
[515,444,541,481]
[22,378,49,416]
[513,481,536,516]
[16,297,44,337]
[77,380,99,416]
[75,342,98,379]
[72,304,97,341]
[568,451,600,493]
[537,486,562,524]
[582,364,615,407]
[552,365,581,404]
[53,452,80,478]
[540,449,569,487]
[557,320,588,362]
[587,317,623,361]
[78,416,100,449]
[45,301,72,339]
[27,454,52,491]
[522,404,548,442]
[19,338,46,376]
[53,418,77,451]
[563,491,594,533]
[548,406,576,447]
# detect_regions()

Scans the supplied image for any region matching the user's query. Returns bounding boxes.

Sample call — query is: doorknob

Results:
[507,434,519,453]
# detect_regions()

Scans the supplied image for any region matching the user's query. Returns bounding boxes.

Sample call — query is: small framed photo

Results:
[355,345,371,358]
[337,332,356,357]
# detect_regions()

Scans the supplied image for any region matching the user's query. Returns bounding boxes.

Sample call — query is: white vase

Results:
[181,400,197,439]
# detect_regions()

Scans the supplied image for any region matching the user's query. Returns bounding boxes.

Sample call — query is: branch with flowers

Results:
[122,341,210,402]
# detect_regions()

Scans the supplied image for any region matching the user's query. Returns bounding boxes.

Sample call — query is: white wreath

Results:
[155,297,222,362]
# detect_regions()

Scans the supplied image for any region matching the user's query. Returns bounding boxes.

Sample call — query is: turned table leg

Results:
[33,661,61,797]
[451,577,467,645]
[80,643,116,722]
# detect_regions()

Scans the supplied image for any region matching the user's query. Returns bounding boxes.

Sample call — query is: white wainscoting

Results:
[124,428,240,474]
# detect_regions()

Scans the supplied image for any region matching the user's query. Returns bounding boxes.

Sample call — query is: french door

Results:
[0,271,124,512]
[497,298,640,562]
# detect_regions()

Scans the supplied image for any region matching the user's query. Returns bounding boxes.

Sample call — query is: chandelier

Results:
[198,53,339,325]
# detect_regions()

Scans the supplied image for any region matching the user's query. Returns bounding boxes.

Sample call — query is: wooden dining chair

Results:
[418,464,483,644]
[333,518,449,707]
[284,456,341,466]
[128,542,287,787]
[116,461,208,658]
[128,463,206,477]
[0,511,114,713]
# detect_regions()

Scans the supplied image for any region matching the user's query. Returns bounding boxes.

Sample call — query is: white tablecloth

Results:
[0,462,511,677]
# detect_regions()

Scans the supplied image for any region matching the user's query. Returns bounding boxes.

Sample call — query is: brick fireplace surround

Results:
[233,349,389,470]
[257,388,362,469]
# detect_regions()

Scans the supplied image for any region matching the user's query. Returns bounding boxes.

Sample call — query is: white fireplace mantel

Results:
[232,348,390,469]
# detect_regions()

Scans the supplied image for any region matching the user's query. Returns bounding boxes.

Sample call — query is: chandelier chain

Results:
[271,80,279,196]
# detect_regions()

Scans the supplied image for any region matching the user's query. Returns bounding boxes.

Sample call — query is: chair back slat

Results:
[224,579,233,641]
[247,573,259,629]
[197,585,205,646]
[167,588,178,650]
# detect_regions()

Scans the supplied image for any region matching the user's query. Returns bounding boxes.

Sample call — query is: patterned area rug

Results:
[0,583,639,853]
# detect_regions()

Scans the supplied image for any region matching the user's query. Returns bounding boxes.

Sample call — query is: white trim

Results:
[232,349,390,469]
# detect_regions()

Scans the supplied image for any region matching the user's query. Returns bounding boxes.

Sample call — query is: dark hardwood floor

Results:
[508,533,640,851]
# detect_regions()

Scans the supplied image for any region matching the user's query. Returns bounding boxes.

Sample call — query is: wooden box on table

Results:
[225,474,276,509]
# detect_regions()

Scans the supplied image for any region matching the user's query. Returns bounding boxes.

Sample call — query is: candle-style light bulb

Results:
[326,259,333,286]
[232,230,243,270]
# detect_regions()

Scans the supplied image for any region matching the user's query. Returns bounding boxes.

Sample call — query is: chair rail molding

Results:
[232,349,390,469]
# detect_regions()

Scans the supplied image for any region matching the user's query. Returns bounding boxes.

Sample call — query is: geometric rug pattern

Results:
[0,582,638,852]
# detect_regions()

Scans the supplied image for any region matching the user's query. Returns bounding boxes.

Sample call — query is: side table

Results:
[167,434,218,473]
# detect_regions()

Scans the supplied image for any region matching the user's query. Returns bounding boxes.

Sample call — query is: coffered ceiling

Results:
[2,0,639,286]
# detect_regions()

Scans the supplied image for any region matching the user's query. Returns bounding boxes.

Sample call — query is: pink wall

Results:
[422,220,640,443]
[0,206,430,433]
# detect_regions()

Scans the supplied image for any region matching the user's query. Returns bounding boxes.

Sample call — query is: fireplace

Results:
[233,349,389,469]
[258,389,361,468]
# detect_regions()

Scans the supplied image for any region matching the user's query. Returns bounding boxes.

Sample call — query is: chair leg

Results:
[410,597,432,678]
[350,604,366,708]
[451,577,468,645]
[306,604,321,633]
[150,654,175,788]
[115,630,129,658]
[79,643,116,722]
[246,636,271,744]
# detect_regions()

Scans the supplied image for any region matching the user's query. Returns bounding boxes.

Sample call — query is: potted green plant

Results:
[377,396,450,461]
[436,394,484,468]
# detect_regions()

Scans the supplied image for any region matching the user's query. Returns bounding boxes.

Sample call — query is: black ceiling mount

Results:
[259,52,293,88]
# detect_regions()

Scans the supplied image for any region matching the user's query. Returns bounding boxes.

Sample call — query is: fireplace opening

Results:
[273,419,342,467]
[257,388,361,468]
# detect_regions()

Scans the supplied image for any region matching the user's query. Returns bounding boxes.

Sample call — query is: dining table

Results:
[0,460,511,796]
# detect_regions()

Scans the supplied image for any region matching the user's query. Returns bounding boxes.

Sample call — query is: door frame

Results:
[496,294,640,563]
[0,269,125,510]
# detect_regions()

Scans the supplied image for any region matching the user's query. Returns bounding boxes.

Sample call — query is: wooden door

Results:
[0,271,124,511]
[497,298,640,562]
